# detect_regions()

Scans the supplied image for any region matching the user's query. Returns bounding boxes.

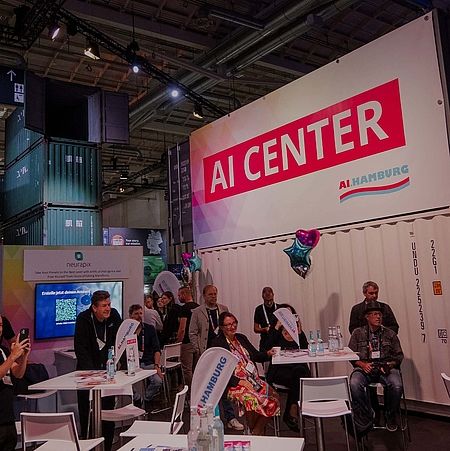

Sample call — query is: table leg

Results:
[92,390,102,438]
[311,363,326,451]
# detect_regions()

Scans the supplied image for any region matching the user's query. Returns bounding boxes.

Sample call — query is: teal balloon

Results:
[188,253,202,272]
[283,238,313,278]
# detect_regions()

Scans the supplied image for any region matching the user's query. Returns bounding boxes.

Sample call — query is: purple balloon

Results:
[295,229,320,248]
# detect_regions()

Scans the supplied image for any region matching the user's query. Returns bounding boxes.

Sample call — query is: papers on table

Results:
[75,370,111,387]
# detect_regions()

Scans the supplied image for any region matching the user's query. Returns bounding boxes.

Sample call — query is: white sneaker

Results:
[227,418,245,431]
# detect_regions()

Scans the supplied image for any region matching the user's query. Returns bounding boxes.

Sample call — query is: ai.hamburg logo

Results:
[338,164,410,203]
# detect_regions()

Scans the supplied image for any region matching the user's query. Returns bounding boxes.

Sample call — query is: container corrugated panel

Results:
[5,107,42,165]
[3,142,45,219]
[3,139,101,220]
[2,206,102,245]
[45,139,100,207]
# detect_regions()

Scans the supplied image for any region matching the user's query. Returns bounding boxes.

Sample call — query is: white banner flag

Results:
[115,319,139,361]
[274,308,299,346]
[190,347,239,409]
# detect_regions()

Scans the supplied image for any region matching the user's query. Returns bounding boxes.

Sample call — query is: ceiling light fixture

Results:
[169,87,180,98]
[48,22,61,40]
[84,40,100,60]
[119,171,129,180]
[193,103,204,119]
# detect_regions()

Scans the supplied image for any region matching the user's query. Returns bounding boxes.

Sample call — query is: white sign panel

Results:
[23,248,129,281]
[191,13,450,249]
[191,347,238,408]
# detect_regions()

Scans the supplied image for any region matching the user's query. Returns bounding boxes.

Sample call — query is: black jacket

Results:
[74,307,122,370]
[349,300,399,334]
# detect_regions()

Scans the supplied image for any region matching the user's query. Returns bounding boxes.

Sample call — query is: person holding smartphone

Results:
[0,315,30,451]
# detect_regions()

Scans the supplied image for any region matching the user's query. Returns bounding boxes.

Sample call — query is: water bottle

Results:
[212,405,224,451]
[308,330,316,357]
[328,327,336,352]
[336,325,344,351]
[106,346,116,382]
[188,407,200,451]
[316,329,324,355]
[197,408,213,451]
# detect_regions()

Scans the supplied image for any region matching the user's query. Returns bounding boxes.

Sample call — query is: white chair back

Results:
[21,412,80,451]
[170,385,188,433]
[163,342,182,363]
[441,372,450,398]
[301,376,351,402]
[100,384,134,398]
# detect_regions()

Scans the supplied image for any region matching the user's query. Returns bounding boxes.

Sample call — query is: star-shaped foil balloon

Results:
[188,252,202,272]
[283,238,313,279]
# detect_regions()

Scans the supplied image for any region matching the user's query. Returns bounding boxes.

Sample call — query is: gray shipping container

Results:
[3,138,101,220]
[5,107,42,165]
[2,206,102,245]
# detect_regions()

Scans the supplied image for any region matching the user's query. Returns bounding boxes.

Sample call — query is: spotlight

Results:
[193,103,204,119]
[48,22,60,41]
[119,186,125,193]
[132,64,139,74]
[84,40,101,60]
[169,87,180,98]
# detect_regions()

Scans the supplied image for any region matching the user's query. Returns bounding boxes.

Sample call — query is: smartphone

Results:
[18,328,29,342]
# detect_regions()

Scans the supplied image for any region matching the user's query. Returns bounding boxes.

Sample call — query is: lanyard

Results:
[207,307,219,330]
[226,337,249,364]
[262,303,277,326]
[91,313,106,343]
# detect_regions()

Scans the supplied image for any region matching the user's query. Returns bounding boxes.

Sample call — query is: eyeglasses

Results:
[368,312,382,317]
[223,321,238,328]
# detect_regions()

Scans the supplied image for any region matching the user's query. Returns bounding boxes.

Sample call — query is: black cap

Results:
[365,301,382,314]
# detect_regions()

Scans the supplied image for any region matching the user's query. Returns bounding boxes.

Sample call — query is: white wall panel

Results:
[198,215,450,406]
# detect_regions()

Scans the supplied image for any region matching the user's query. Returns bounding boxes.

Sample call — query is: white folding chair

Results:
[99,385,146,422]
[161,342,184,404]
[299,376,359,451]
[21,412,104,451]
[120,384,188,438]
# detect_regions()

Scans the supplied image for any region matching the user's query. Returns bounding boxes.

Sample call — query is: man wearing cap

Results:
[349,281,399,334]
[348,301,404,433]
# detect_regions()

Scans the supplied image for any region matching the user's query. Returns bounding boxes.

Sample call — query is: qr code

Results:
[55,298,77,322]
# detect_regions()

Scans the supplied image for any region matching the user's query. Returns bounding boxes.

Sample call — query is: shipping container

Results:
[3,138,101,220]
[2,206,102,245]
[5,107,42,165]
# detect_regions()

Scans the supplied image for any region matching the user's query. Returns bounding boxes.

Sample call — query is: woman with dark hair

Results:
[266,303,311,432]
[211,312,280,435]
[156,291,180,345]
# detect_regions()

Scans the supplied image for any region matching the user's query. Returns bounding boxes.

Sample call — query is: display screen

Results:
[34,281,123,340]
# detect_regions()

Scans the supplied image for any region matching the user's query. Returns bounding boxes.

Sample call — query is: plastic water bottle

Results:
[106,346,116,382]
[308,330,316,357]
[197,408,213,451]
[188,407,200,451]
[328,327,336,352]
[316,329,324,355]
[336,325,344,351]
[212,405,224,451]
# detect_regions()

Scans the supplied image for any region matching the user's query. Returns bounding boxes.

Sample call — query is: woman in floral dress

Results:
[211,312,280,435]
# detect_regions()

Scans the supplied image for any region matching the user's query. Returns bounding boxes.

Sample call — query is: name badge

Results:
[214,327,219,335]
[371,351,381,359]
[97,338,106,351]
[245,361,256,374]
[138,351,143,359]
[3,375,12,385]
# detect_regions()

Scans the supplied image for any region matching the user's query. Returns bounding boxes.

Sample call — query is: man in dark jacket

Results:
[74,290,122,451]
[349,281,399,334]
[349,301,404,433]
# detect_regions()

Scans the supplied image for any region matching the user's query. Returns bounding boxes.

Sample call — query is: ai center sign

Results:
[190,13,450,249]
[0,65,24,105]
